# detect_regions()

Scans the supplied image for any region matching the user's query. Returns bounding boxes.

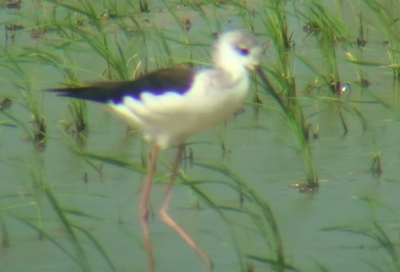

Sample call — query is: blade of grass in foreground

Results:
[322,195,400,271]
[195,162,290,272]
[30,169,91,271]
[178,174,250,271]
[73,224,116,271]
[11,215,80,265]
[70,149,174,185]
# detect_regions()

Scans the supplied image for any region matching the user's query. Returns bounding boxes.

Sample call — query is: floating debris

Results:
[290,182,318,193]
[0,98,12,111]
[5,0,21,9]
[182,18,191,31]
[100,9,122,19]
[5,24,23,31]
[357,38,367,48]
[31,27,46,39]
[303,21,320,34]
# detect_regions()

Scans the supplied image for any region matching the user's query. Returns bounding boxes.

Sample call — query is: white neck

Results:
[212,43,248,83]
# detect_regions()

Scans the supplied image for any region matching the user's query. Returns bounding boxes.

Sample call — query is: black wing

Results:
[48,67,195,104]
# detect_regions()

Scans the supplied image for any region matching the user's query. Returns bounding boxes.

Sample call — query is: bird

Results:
[48,29,262,272]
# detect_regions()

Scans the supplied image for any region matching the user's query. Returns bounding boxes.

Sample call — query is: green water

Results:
[1,1,400,271]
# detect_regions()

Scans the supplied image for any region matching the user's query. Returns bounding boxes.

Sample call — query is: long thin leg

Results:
[158,144,213,271]
[139,142,159,272]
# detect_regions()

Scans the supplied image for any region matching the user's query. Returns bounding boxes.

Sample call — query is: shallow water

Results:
[1,1,400,272]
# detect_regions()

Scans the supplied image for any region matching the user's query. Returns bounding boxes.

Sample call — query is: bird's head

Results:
[213,30,262,72]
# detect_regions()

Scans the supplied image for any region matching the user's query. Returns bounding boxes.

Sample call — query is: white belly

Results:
[108,70,250,148]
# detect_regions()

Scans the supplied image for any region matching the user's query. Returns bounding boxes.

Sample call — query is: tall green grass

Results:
[1,0,399,271]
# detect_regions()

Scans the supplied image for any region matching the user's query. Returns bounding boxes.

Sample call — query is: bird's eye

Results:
[236,46,250,56]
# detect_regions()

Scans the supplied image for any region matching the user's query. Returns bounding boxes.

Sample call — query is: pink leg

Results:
[139,142,159,272]
[158,144,213,271]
